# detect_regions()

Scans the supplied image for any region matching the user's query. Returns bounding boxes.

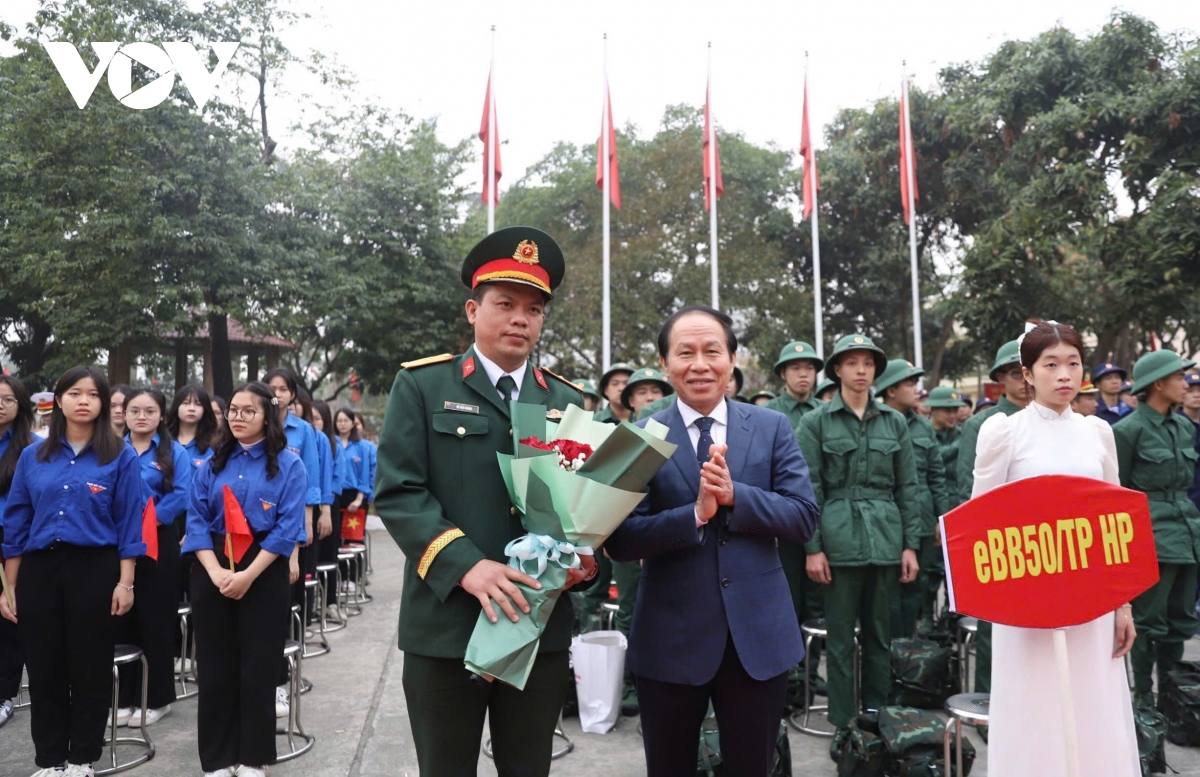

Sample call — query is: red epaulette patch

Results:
[463,355,476,380]
[533,367,548,391]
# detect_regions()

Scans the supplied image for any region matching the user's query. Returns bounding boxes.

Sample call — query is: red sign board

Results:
[939,475,1159,629]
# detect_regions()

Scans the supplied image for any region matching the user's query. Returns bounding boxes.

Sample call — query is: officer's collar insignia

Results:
[513,240,539,265]
[463,355,476,380]
[87,482,106,494]
[546,408,564,420]
[444,401,480,415]
[261,500,275,511]
[533,367,549,391]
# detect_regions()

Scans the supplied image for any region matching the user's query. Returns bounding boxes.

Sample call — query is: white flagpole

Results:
[487,26,496,235]
[708,43,719,309]
[903,66,922,369]
[808,54,823,368]
[601,34,611,372]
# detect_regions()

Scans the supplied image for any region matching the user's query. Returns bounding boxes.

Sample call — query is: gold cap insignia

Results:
[546,408,564,419]
[795,345,804,352]
[854,336,864,344]
[513,240,540,265]
[906,361,913,367]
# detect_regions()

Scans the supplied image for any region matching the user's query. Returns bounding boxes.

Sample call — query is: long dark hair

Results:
[210,382,287,480]
[211,395,228,432]
[168,384,220,454]
[311,400,337,460]
[38,366,124,465]
[0,375,35,494]
[123,387,175,494]
[264,368,298,401]
[335,408,361,444]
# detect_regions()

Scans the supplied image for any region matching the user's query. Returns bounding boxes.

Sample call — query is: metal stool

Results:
[343,544,372,603]
[363,529,374,575]
[336,551,362,616]
[943,693,989,777]
[301,578,330,658]
[275,640,315,761]
[98,645,154,775]
[176,603,198,699]
[600,601,618,631]
[483,710,573,760]
[956,617,979,693]
[789,618,860,737]
[314,563,347,632]
[289,605,314,695]
[15,679,29,710]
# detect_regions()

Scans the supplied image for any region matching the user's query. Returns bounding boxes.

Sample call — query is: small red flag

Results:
[222,485,254,566]
[596,80,621,210]
[899,79,919,225]
[800,74,819,221]
[479,69,502,206]
[141,497,158,562]
[703,79,723,212]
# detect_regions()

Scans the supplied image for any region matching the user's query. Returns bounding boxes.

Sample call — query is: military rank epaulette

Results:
[401,353,453,370]
[542,367,583,393]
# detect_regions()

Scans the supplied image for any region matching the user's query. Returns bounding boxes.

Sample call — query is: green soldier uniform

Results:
[636,392,676,421]
[924,386,967,615]
[748,389,777,404]
[764,341,829,689]
[375,227,587,777]
[1113,350,1200,703]
[955,340,1023,693]
[798,335,921,728]
[875,360,952,638]
[593,362,636,424]
[815,378,838,402]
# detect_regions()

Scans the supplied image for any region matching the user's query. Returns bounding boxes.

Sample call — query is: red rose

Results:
[519,436,555,451]
[554,440,594,463]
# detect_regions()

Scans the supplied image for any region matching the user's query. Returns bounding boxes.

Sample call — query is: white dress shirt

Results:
[474,348,526,400]
[676,398,730,529]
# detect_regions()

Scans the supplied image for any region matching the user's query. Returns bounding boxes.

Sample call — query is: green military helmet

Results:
[1130,350,1198,396]
[732,366,745,396]
[925,385,966,409]
[748,389,777,403]
[461,226,565,299]
[773,340,825,376]
[598,362,637,398]
[874,358,925,394]
[619,367,674,410]
[815,378,837,400]
[826,334,887,382]
[988,340,1022,381]
[572,379,600,401]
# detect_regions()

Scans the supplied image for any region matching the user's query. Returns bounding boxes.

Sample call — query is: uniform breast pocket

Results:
[1135,447,1175,489]
[821,437,857,486]
[911,436,934,476]
[868,437,902,482]
[432,413,491,440]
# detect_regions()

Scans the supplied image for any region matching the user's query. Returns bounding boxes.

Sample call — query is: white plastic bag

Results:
[569,630,627,734]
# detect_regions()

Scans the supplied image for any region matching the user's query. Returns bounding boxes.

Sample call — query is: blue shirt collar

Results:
[237,438,267,458]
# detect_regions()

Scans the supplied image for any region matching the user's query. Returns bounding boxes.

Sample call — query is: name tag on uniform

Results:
[443,401,480,415]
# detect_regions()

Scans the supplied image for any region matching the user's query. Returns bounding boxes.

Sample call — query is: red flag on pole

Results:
[222,485,254,567]
[596,82,621,210]
[800,74,819,221]
[703,80,723,212]
[899,79,919,225]
[141,497,158,562]
[479,69,502,206]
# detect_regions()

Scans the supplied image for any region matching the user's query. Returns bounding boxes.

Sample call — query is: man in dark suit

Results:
[605,305,820,777]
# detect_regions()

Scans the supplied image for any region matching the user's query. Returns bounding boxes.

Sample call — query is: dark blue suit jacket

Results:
[605,398,820,684]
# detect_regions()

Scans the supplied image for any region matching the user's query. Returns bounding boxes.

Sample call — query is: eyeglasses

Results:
[1002,368,1025,380]
[125,408,160,419]
[226,408,261,421]
[0,397,17,408]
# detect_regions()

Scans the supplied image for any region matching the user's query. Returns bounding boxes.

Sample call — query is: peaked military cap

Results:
[461,226,565,299]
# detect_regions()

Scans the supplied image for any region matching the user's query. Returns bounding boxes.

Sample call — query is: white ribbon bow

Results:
[1017,319,1059,350]
[504,534,594,579]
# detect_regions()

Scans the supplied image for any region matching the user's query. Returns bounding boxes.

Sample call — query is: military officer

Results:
[876,360,952,637]
[1113,351,1200,706]
[573,379,601,412]
[374,226,596,777]
[594,363,636,424]
[764,340,829,690]
[1093,361,1132,425]
[956,339,1031,693]
[798,335,921,733]
[1070,380,1100,416]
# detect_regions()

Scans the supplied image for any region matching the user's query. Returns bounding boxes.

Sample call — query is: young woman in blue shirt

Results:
[115,388,191,727]
[0,375,34,730]
[311,401,344,616]
[0,366,145,777]
[168,384,221,472]
[183,382,306,777]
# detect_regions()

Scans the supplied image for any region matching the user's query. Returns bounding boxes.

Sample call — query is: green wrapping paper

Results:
[463,402,678,689]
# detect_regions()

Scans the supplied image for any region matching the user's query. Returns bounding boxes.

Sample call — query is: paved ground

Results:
[2,530,1199,776]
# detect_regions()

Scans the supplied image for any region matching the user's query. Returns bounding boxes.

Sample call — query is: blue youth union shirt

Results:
[284,413,322,506]
[183,437,216,471]
[182,440,307,559]
[127,433,192,524]
[1,436,146,559]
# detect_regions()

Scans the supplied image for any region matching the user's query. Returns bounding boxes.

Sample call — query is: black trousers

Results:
[0,527,26,700]
[402,650,570,777]
[174,514,194,659]
[19,544,120,767]
[116,521,180,709]
[635,634,789,777]
[190,541,290,772]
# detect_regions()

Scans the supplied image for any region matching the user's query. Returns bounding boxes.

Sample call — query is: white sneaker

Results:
[274,686,289,718]
[128,705,170,726]
[64,765,94,777]
[203,769,236,777]
[239,766,267,777]
[174,657,193,674]
[28,767,67,777]
[324,605,341,622]
[114,707,133,727]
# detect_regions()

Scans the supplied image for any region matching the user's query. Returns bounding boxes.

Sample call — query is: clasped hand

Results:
[696,444,734,523]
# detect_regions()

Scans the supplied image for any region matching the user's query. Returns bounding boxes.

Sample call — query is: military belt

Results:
[826,486,893,500]
[1145,490,1186,503]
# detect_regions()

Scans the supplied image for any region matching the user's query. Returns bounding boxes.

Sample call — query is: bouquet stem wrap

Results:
[463,402,676,689]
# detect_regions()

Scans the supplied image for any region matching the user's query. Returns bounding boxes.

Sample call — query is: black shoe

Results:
[620,684,639,716]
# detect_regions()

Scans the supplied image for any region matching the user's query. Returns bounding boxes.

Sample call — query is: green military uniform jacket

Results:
[904,410,953,536]
[635,394,676,421]
[797,392,921,566]
[764,392,823,437]
[1113,403,1200,565]
[935,426,961,499]
[956,396,1024,506]
[375,347,584,658]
